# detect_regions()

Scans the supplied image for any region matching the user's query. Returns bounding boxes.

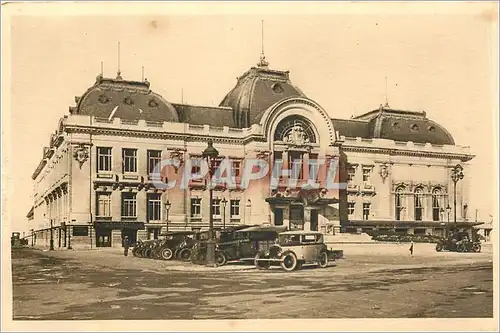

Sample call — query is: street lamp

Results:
[30,229,34,247]
[246,199,252,224]
[450,164,464,225]
[221,197,228,230]
[49,219,54,250]
[202,139,219,267]
[165,199,171,232]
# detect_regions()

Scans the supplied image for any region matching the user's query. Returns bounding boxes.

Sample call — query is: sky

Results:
[4,2,498,234]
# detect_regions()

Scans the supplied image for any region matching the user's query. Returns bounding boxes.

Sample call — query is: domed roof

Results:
[332,105,455,145]
[219,62,306,128]
[70,73,179,122]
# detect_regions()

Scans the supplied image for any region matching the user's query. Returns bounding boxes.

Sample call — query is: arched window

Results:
[273,116,317,144]
[414,187,424,221]
[395,186,405,221]
[432,188,442,221]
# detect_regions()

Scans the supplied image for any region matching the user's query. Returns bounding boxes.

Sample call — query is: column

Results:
[136,190,147,222]
[303,207,311,231]
[282,151,289,185]
[112,190,121,221]
[303,153,310,182]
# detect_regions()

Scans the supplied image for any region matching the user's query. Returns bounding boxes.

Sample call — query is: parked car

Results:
[190,225,286,266]
[254,231,343,272]
[435,231,481,253]
[158,231,199,260]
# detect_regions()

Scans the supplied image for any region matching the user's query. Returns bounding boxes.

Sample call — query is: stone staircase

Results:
[324,233,376,244]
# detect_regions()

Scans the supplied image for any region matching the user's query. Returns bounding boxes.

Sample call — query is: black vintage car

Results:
[158,231,199,260]
[435,231,482,253]
[191,225,287,266]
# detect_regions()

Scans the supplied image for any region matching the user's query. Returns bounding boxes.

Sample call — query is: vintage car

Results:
[157,231,198,260]
[435,231,481,253]
[253,231,343,272]
[190,225,286,266]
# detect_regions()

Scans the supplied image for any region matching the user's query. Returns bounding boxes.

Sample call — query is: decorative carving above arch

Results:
[259,97,337,147]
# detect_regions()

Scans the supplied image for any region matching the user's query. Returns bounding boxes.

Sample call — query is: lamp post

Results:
[450,164,464,225]
[202,139,219,267]
[221,197,228,230]
[165,199,171,232]
[246,199,252,224]
[30,229,34,247]
[49,219,54,250]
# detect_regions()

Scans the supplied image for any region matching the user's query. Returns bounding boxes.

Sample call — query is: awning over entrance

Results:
[348,220,483,229]
[94,221,145,230]
[266,197,339,205]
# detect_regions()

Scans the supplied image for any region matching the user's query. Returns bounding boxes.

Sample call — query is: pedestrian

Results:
[409,241,414,256]
[123,236,130,257]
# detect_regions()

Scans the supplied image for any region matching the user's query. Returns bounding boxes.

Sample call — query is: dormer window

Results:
[410,124,419,132]
[272,83,284,93]
[428,126,436,132]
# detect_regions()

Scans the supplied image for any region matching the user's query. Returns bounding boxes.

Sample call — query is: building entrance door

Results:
[289,205,304,230]
[274,208,284,226]
[96,228,111,247]
[311,209,319,231]
[121,228,138,246]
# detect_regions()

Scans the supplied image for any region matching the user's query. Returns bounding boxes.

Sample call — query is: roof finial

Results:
[181,88,184,104]
[141,66,144,81]
[384,76,390,108]
[257,20,269,68]
[116,41,122,80]
[100,61,104,76]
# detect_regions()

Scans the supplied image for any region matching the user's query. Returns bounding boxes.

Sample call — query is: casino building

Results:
[28,54,475,249]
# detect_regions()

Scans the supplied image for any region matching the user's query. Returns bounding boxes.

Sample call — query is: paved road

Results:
[12,247,493,320]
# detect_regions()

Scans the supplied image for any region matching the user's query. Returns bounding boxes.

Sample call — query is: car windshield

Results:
[278,233,323,245]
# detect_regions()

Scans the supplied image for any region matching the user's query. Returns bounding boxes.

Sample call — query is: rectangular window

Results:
[362,168,371,184]
[363,203,370,220]
[191,157,202,176]
[308,154,319,181]
[147,193,161,221]
[121,193,137,217]
[72,226,89,237]
[348,202,355,215]
[230,199,240,217]
[415,193,423,221]
[148,150,162,175]
[97,147,112,172]
[212,199,221,217]
[122,148,137,173]
[273,151,283,179]
[289,152,303,180]
[190,198,201,217]
[347,165,356,182]
[232,161,241,178]
[96,192,112,217]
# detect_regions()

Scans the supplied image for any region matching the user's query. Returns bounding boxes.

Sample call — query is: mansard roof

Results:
[332,104,455,145]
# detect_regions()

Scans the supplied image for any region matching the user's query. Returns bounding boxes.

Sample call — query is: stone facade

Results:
[28,60,476,249]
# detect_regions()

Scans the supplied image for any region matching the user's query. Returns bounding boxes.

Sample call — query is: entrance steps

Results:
[324,233,376,244]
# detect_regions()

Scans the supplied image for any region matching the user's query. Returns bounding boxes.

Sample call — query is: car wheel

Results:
[280,251,298,272]
[435,244,443,252]
[215,252,227,266]
[473,244,481,253]
[179,249,192,262]
[318,251,328,268]
[160,248,174,260]
[254,253,271,270]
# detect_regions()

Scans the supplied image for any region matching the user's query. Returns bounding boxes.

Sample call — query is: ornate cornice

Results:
[65,125,250,145]
[341,145,474,162]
